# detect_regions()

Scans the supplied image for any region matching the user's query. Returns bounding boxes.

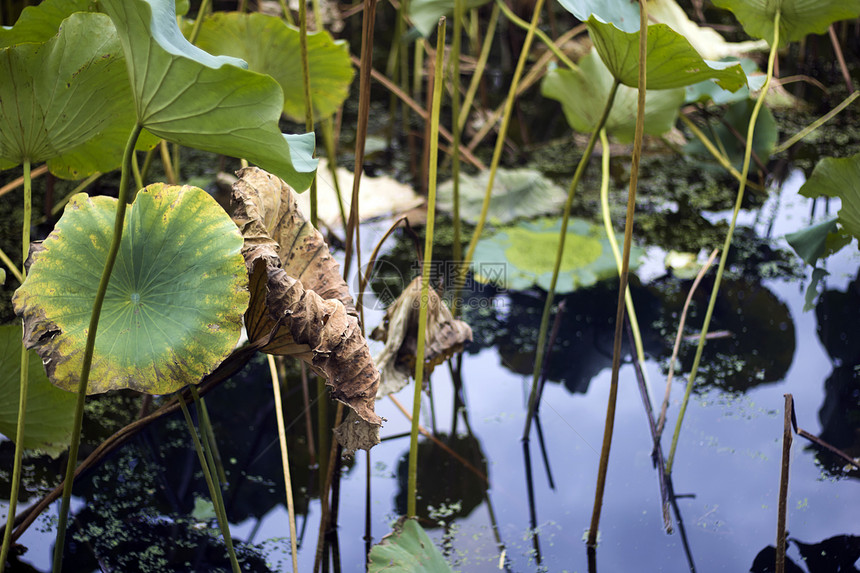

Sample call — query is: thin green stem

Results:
[268,355,299,572]
[52,123,143,572]
[458,2,499,133]
[0,160,31,573]
[666,11,781,476]
[190,385,228,489]
[299,0,317,223]
[408,17,445,518]
[773,90,860,154]
[188,0,211,44]
[523,79,620,441]
[179,393,241,573]
[451,0,464,312]
[454,0,546,307]
[0,245,23,285]
[588,1,648,548]
[494,0,579,73]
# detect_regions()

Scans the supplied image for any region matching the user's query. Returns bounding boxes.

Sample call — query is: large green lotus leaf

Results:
[436,168,567,224]
[684,99,777,172]
[12,184,249,395]
[100,0,317,191]
[588,17,747,91]
[407,0,490,38]
[0,12,147,179]
[541,51,685,143]
[712,0,860,47]
[471,217,644,293]
[799,153,860,241]
[0,0,94,48]
[556,0,641,32]
[0,325,75,457]
[195,12,352,122]
[368,517,453,573]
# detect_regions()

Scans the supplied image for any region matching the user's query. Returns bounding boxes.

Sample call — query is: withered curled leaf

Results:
[232,167,380,453]
[371,277,473,397]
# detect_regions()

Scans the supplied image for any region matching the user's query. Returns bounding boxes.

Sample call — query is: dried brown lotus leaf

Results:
[231,167,381,447]
[371,277,473,397]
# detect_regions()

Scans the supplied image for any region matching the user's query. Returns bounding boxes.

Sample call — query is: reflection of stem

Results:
[267,355,300,573]
[178,395,241,573]
[666,477,698,572]
[0,160,31,573]
[776,394,793,573]
[524,79,620,442]
[52,123,143,573]
[666,12,781,476]
[408,20,446,518]
[522,440,542,565]
[588,1,648,548]
[655,248,718,440]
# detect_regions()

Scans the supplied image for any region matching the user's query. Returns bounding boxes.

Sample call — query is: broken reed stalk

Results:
[267,355,300,573]
[453,0,546,314]
[178,395,241,573]
[407,17,446,518]
[587,0,647,548]
[655,248,719,440]
[665,11,781,477]
[0,160,31,573]
[52,123,143,573]
[523,82,620,442]
[776,394,793,573]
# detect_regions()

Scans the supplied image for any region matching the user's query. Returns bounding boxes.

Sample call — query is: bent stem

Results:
[587,0,648,548]
[0,160,32,573]
[523,79,621,441]
[665,11,781,476]
[408,16,445,518]
[52,123,143,572]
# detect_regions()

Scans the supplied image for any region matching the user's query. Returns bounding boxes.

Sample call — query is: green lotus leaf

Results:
[0,0,94,48]
[407,0,490,38]
[195,12,353,122]
[684,99,777,172]
[712,0,860,47]
[436,168,567,224]
[0,324,76,457]
[368,517,454,573]
[541,51,685,143]
[0,12,146,179]
[556,0,641,32]
[12,184,249,395]
[785,217,842,266]
[471,217,644,293]
[588,17,747,91]
[799,153,860,241]
[685,58,766,105]
[100,0,317,191]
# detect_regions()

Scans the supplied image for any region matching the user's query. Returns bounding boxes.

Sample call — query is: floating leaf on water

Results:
[368,517,454,573]
[370,277,473,398]
[100,0,317,190]
[436,168,567,225]
[195,12,353,122]
[0,324,76,457]
[231,167,381,453]
[541,50,685,143]
[471,217,644,293]
[13,184,249,395]
[711,0,860,47]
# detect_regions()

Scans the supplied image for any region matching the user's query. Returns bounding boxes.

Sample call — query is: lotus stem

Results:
[494,0,579,73]
[298,0,318,224]
[451,0,464,296]
[773,90,860,154]
[0,245,23,285]
[458,2,499,133]
[666,11,781,476]
[190,385,228,491]
[178,393,241,573]
[267,355,300,572]
[52,123,143,572]
[522,79,620,442]
[0,160,31,573]
[0,164,47,200]
[587,0,648,548]
[408,16,446,518]
[454,0,547,311]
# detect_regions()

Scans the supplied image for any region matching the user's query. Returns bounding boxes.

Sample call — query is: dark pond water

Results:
[2,162,859,572]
